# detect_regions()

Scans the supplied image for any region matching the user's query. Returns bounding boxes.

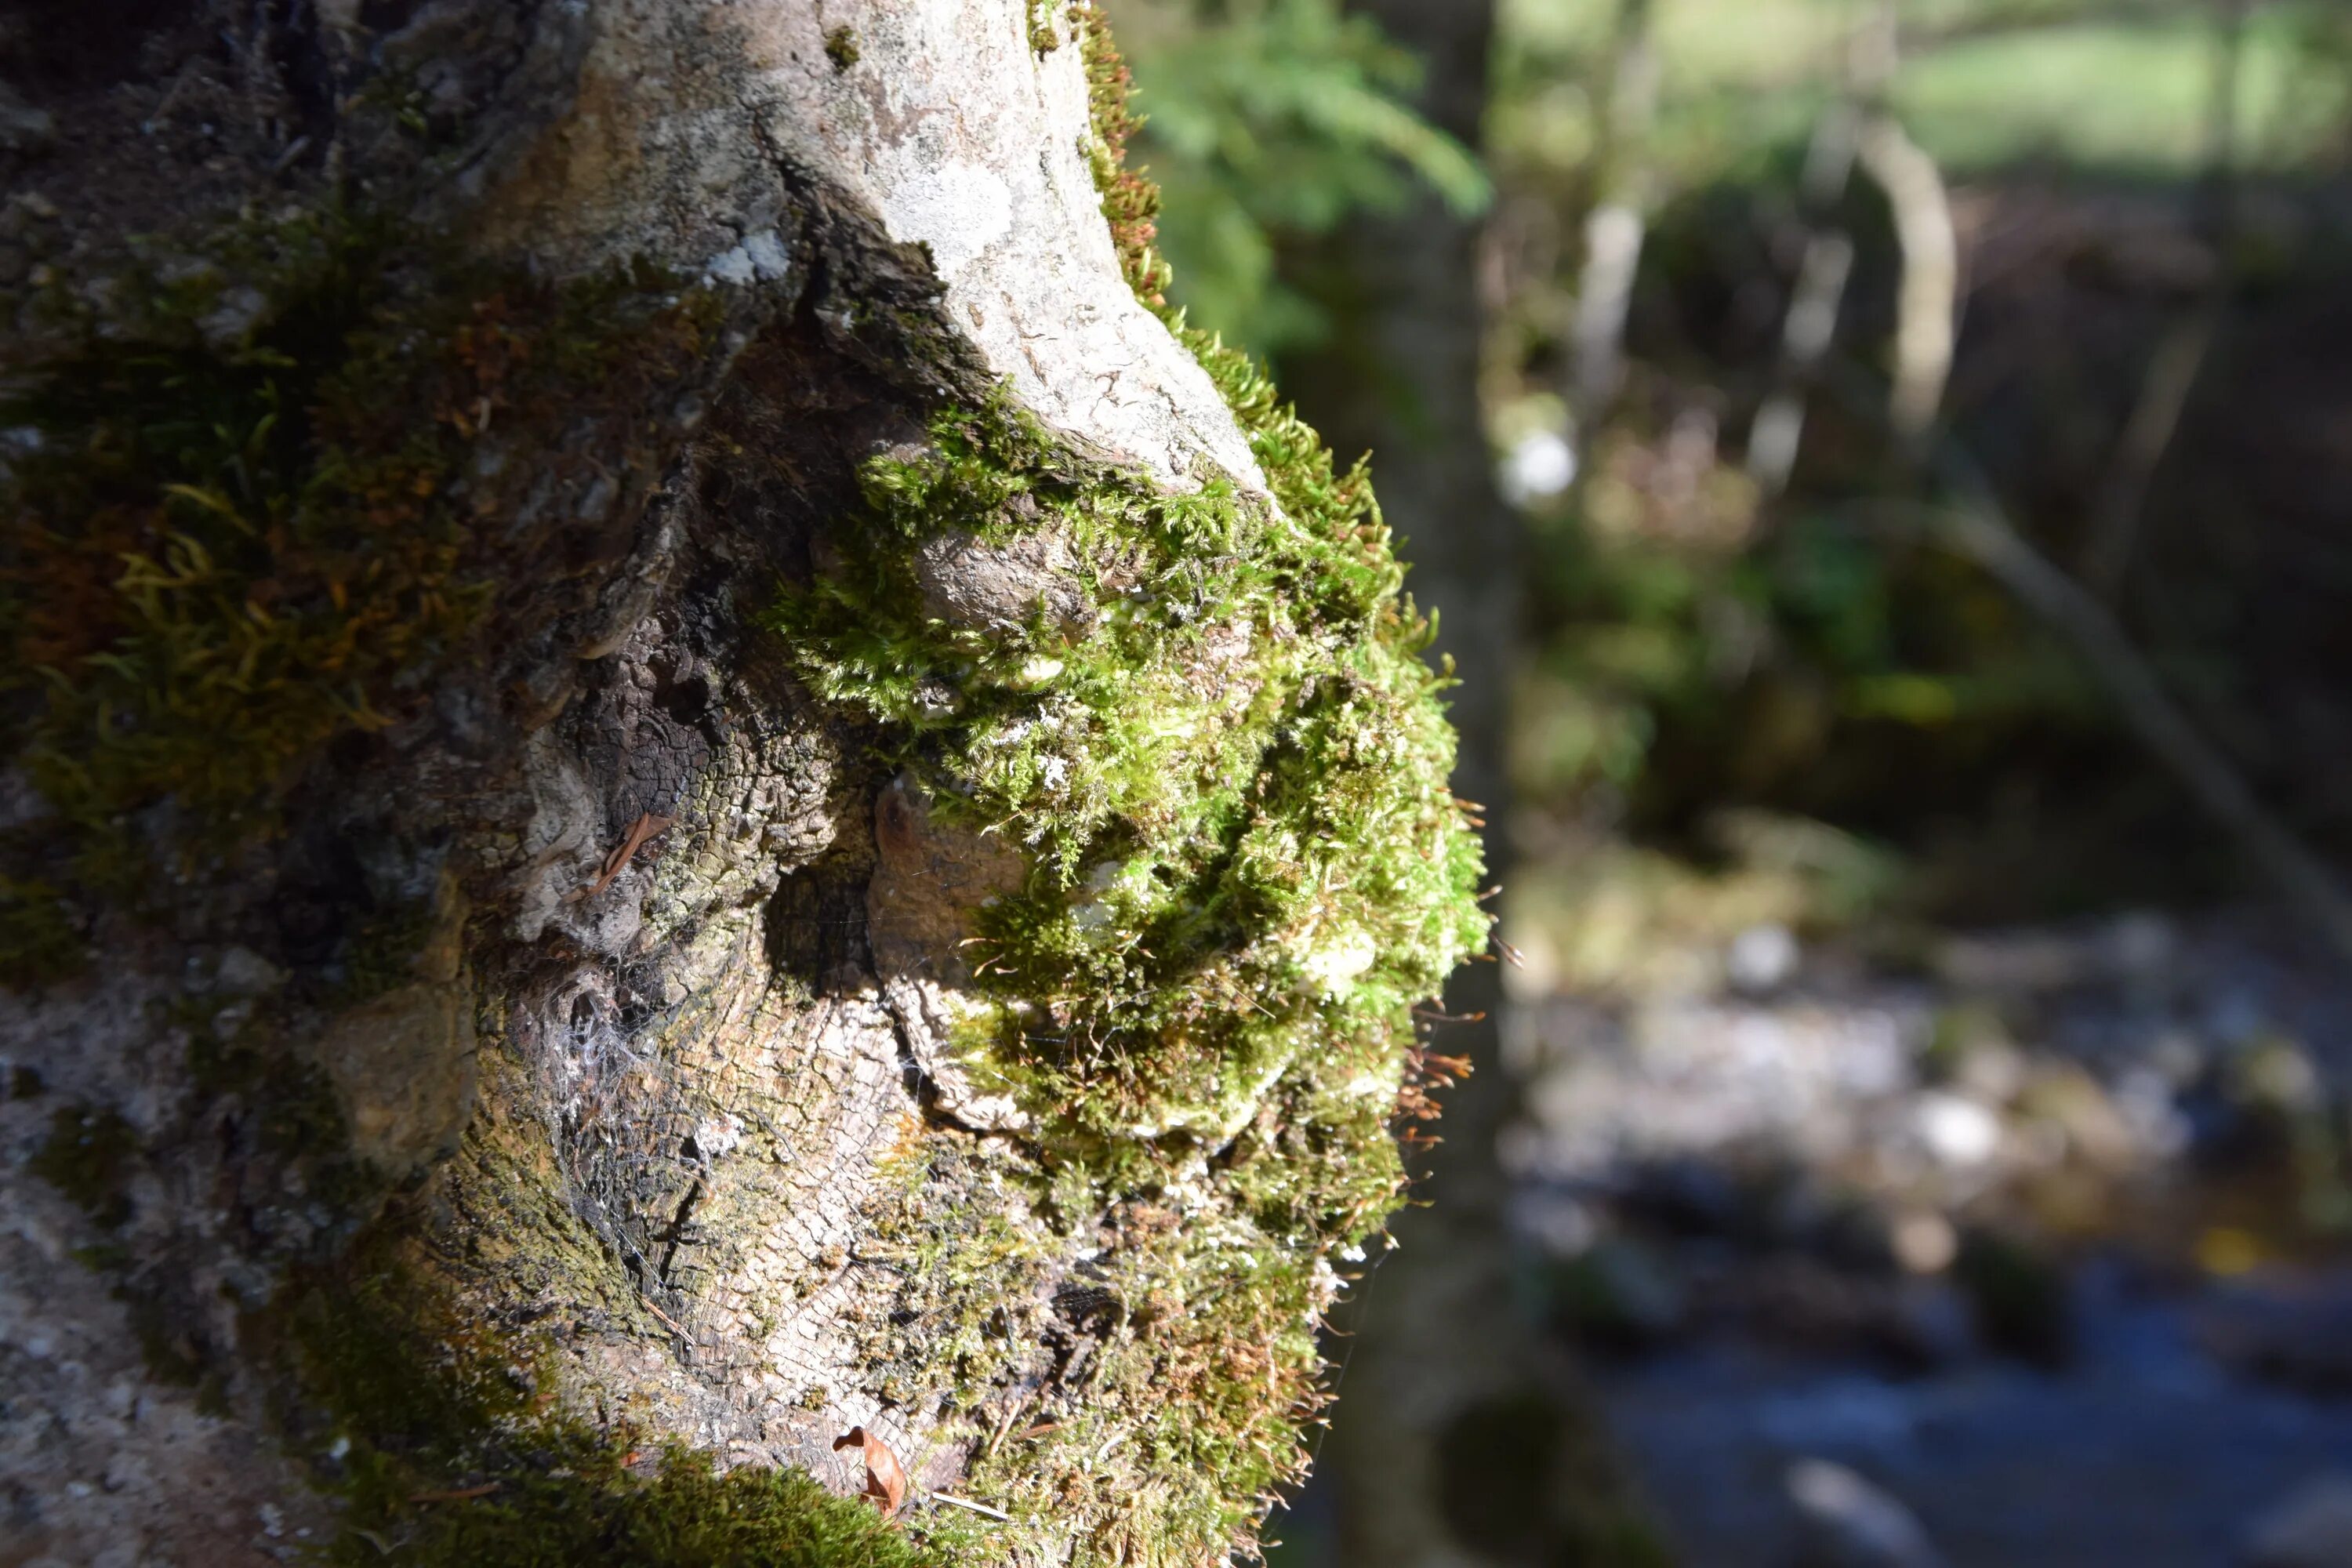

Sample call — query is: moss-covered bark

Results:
[0,3,1483,1564]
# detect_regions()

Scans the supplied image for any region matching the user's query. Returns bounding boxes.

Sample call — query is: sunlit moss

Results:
[753,14,1488,1561]
[772,390,1481,1140]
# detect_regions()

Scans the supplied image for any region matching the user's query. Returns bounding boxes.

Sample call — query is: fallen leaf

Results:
[581,812,673,898]
[832,1425,907,1515]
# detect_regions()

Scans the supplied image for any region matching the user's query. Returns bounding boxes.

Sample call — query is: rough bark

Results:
[0,5,1482,1564]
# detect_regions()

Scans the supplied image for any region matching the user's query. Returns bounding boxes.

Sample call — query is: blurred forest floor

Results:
[1111,2,2352,1563]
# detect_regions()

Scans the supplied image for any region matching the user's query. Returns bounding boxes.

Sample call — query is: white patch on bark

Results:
[495,0,1265,493]
[762,1,1265,492]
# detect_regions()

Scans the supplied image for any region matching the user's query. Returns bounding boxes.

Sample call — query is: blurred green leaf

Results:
[1111,0,1492,352]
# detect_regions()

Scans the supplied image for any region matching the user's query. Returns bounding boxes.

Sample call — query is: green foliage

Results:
[1508,490,2100,813]
[1897,9,2352,177]
[1490,0,2352,191]
[1106,0,1489,351]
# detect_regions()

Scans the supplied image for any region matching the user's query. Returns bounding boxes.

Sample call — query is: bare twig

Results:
[1858,114,1958,441]
[1750,3,1890,496]
[1818,349,2352,961]
[579,811,674,899]
[2082,0,2245,598]
[641,1295,689,1339]
[2080,305,2216,597]
[928,1492,1012,1522]
[1748,230,1856,495]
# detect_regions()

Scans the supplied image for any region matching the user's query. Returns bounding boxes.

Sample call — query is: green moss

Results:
[30,1102,140,1228]
[278,1233,941,1568]
[775,391,1480,1149]
[0,873,85,989]
[1080,5,1171,308]
[1028,0,1063,54]
[332,895,437,1005]
[826,26,862,72]
[0,215,719,910]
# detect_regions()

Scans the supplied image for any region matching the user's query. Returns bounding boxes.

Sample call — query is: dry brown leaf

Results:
[581,811,673,898]
[832,1425,907,1515]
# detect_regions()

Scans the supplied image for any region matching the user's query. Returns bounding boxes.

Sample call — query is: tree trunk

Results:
[0,5,1483,1564]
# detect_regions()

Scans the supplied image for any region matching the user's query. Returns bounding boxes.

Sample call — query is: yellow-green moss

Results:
[773,394,1481,1155]
[826,26,862,72]
[0,215,720,945]
[760,14,1488,1560]
[29,1102,140,1228]
[1028,0,1064,54]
